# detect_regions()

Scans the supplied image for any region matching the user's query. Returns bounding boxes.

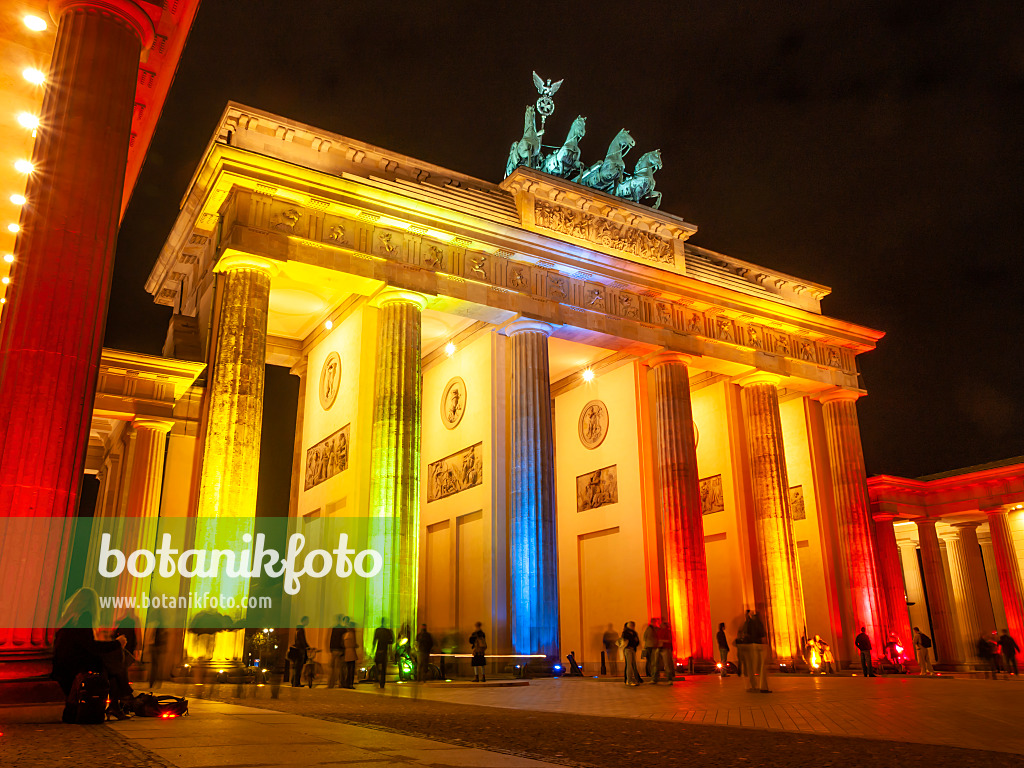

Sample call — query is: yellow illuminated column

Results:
[287,357,308,518]
[648,353,712,663]
[897,539,931,645]
[366,289,427,638]
[914,519,962,664]
[941,531,982,658]
[739,373,805,661]
[952,522,997,635]
[820,390,886,655]
[984,508,1024,643]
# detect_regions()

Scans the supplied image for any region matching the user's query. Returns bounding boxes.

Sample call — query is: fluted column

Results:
[941,532,981,660]
[953,522,997,636]
[649,353,712,663]
[196,255,276,520]
[874,515,914,651]
[739,373,805,661]
[897,539,930,641]
[985,508,1024,641]
[507,319,559,658]
[365,290,427,637]
[915,519,962,663]
[0,1,154,670]
[820,390,886,655]
[287,357,308,518]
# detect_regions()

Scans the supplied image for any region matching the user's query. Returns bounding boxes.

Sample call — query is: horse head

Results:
[567,115,586,143]
[609,129,635,159]
[523,105,538,140]
[636,149,662,175]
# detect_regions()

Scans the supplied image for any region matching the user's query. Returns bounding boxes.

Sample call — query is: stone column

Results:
[507,319,559,658]
[366,290,427,638]
[898,540,930,641]
[287,357,308,518]
[984,508,1024,641]
[941,532,977,661]
[952,523,997,636]
[820,390,886,655]
[649,353,712,663]
[915,519,962,663]
[0,0,155,668]
[873,515,914,651]
[739,373,805,661]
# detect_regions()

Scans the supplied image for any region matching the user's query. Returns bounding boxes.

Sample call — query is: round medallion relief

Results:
[578,400,609,449]
[319,351,341,411]
[441,377,467,429]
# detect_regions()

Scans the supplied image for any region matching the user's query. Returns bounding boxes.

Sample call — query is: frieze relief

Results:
[534,200,675,267]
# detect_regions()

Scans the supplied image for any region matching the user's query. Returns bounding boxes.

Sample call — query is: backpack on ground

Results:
[132,693,189,719]
[62,671,109,724]
[920,633,932,649]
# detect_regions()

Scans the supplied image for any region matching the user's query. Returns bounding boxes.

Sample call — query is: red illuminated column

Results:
[739,373,805,662]
[915,519,962,664]
[0,1,154,670]
[873,514,914,653]
[985,508,1024,642]
[649,353,712,664]
[820,390,887,657]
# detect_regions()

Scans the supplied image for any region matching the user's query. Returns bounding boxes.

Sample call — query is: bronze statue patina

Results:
[615,149,662,209]
[506,105,543,178]
[541,115,586,180]
[578,128,635,194]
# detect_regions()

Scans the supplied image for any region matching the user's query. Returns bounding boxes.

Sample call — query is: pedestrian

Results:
[343,625,358,688]
[653,620,675,684]
[855,626,876,677]
[817,636,836,675]
[977,632,997,678]
[643,618,661,677]
[989,631,1005,674]
[621,621,643,685]
[603,624,619,676]
[998,629,1019,675]
[913,626,934,675]
[735,610,751,680]
[716,622,730,676]
[469,622,487,682]
[328,614,345,688]
[744,610,770,693]
[416,623,434,682]
[372,618,393,689]
[289,616,310,687]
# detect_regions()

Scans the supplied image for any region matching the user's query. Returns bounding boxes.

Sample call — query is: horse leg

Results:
[649,190,663,210]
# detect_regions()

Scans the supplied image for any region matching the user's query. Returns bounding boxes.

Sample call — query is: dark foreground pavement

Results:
[0,722,172,768]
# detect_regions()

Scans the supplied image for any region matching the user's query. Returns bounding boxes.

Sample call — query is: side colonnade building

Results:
[138,103,900,671]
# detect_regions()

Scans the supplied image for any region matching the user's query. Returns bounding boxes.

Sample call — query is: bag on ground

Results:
[62,671,109,724]
[133,693,189,718]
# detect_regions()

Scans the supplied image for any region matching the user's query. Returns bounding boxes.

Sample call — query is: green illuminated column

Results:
[366,289,427,638]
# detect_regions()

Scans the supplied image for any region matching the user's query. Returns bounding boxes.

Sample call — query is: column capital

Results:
[289,356,308,378]
[131,417,173,433]
[914,517,938,530]
[372,288,429,311]
[896,538,919,549]
[734,370,782,388]
[818,388,863,405]
[50,0,156,49]
[505,318,554,337]
[646,351,694,368]
[872,512,898,522]
[214,252,281,278]
[951,521,983,531]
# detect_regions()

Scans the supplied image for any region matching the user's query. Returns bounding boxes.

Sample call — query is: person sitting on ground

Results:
[52,588,134,720]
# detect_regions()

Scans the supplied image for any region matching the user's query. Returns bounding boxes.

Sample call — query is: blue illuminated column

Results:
[507,319,559,658]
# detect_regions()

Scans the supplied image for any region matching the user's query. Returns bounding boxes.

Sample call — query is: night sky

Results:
[106,0,1024,484]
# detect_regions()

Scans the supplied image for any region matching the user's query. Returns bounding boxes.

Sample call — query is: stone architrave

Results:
[739,373,805,662]
[506,319,559,658]
[984,509,1024,643]
[914,519,962,664]
[649,353,712,663]
[820,390,887,656]
[0,1,155,667]
[365,290,428,638]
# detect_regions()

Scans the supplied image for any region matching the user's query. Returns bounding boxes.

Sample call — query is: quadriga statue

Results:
[615,149,663,209]
[578,129,635,193]
[505,105,543,178]
[541,115,586,180]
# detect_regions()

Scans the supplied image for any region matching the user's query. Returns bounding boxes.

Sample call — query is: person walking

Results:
[735,611,751,680]
[998,629,1019,675]
[855,626,876,677]
[469,622,487,682]
[977,632,997,678]
[289,616,310,687]
[744,610,770,693]
[416,623,434,683]
[328,615,346,688]
[652,620,675,684]
[621,621,643,685]
[343,625,358,688]
[643,618,662,678]
[372,618,394,689]
[913,626,934,675]
[716,622,730,676]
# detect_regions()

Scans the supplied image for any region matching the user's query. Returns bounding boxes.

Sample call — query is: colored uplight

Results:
[22,68,45,85]
[716,662,722,669]
[14,160,33,174]
[17,113,39,130]
[2,254,10,262]
[10,195,25,206]
[582,368,595,382]
[324,319,333,330]
[24,15,47,31]
[2,277,10,285]
[444,341,456,357]
[7,224,19,234]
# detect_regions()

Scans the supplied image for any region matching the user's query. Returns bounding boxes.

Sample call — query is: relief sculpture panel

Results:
[427,443,484,503]
[534,200,674,266]
[305,424,350,491]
